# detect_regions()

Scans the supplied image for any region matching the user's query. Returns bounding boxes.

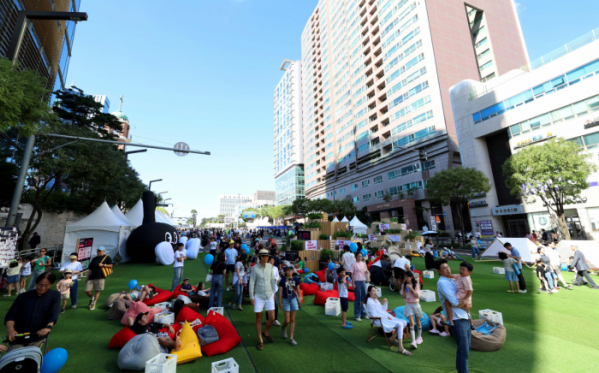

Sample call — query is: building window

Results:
[340,188,345,194]
[352,196,359,203]
[389,186,399,195]
[480,60,493,71]
[363,194,371,201]
[374,176,383,184]
[375,190,384,199]
[482,72,495,82]
[362,180,370,188]
[351,183,359,191]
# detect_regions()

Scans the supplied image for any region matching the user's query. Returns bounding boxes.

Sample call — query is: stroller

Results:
[0,333,50,373]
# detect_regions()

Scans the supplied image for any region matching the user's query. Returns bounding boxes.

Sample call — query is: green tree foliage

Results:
[16,88,145,247]
[426,167,491,239]
[0,59,55,136]
[503,138,597,240]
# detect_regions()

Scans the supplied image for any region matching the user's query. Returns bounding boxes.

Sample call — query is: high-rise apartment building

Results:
[300,0,527,233]
[0,0,82,91]
[218,195,252,223]
[274,60,305,206]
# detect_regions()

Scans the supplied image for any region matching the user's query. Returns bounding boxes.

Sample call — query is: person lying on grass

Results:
[128,312,181,351]
[118,285,157,303]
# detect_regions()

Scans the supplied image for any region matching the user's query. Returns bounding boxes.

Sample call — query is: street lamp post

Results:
[148,179,162,191]
[5,10,88,227]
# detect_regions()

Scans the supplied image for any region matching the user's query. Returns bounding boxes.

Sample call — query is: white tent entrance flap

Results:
[479,237,540,263]
[555,240,599,268]
[350,216,368,235]
[62,202,131,266]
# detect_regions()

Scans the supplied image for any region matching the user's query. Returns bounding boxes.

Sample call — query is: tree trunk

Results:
[556,213,571,240]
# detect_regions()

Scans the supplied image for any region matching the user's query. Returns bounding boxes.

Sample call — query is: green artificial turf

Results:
[1,254,598,372]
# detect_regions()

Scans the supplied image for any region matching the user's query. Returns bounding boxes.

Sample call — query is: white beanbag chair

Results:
[186,238,201,260]
[117,334,167,371]
[177,295,192,304]
[155,242,175,265]
[179,236,188,245]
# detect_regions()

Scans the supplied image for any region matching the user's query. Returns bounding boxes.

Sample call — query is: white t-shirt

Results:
[174,250,185,268]
[273,267,280,293]
[393,257,409,270]
[342,252,356,273]
[198,290,208,296]
[21,262,31,276]
[209,242,217,251]
[337,280,349,298]
[60,261,83,281]
[233,262,245,285]
[547,249,561,267]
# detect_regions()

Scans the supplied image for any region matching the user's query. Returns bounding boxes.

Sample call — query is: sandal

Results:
[399,348,412,356]
[262,332,274,343]
[257,342,263,351]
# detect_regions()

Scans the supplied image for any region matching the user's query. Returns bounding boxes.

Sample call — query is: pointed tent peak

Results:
[124,199,144,226]
[156,210,177,227]
[111,205,131,225]
[67,202,128,232]
[341,216,349,222]
[332,216,340,222]
[349,216,367,228]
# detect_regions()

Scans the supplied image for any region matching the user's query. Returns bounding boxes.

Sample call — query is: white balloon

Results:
[155,242,175,265]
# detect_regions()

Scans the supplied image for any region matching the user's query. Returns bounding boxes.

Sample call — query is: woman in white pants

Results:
[365,285,412,355]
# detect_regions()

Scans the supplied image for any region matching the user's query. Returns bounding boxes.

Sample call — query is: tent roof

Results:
[349,216,367,228]
[156,211,177,227]
[111,205,131,226]
[66,202,127,233]
[555,240,599,268]
[341,216,349,222]
[124,199,144,226]
[332,217,340,222]
[480,237,540,262]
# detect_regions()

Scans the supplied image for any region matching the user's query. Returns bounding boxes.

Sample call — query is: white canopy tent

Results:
[156,211,177,227]
[341,216,349,223]
[332,217,340,222]
[111,205,131,226]
[349,216,368,234]
[555,240,599,268]
[480,237,540,263]
[62,202,131,266]
[124,199,143,226]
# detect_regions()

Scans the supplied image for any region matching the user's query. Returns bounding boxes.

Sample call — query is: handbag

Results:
[100,255,113,278]
[197,325,219,346]
[205,273,213,282]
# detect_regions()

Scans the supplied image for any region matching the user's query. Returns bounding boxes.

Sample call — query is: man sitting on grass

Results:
[128,312,181,351]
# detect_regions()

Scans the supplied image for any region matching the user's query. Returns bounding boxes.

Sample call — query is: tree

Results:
[426,167,491,242]
[503,138,596,240]
[190,209,198,226]
[217,215,225,223]
[0,59,56,137]
[290,197,310,220]
[331,197,357,219]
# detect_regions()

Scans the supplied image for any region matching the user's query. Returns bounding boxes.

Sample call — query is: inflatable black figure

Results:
[126,191,178,263]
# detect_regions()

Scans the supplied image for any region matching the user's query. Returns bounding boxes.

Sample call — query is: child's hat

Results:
[64,269,72,274]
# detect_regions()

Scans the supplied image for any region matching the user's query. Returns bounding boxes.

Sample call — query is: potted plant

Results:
[319,234,328,240]
[319,249,334,270]
[404,231,421,242]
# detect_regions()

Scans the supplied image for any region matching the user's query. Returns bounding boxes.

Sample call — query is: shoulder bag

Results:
[101,255,113,278]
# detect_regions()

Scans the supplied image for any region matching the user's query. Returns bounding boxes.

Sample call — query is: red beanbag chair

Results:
[143,284,174,306]
[108,327,137,349]
[348,291,355,302]
[173,284,197,299]
[201,310,241,357]
[175,307,206,326]
[313,290,339,306]
[314,269,326,283]
[300,282,319,296]
[121,301,162,326]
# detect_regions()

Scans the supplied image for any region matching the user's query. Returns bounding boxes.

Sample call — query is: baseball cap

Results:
[97,246,106,251]
[284,265,295,271]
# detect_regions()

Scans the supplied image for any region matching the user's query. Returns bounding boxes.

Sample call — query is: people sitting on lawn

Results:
[179,278,193,294]
[128,312,180,351]
[365,285,412,356]
[325,260,339,283]
[429,306,451,337]
[116,285,157,303]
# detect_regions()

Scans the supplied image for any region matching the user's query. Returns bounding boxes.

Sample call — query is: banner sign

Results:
[388,235,401,242]
[297,231,311,241]
[306,240,318,250]
[401,224,407,230]
[336,240,351,248]
[0,227,18,267]
[77,238,94,270]
[243,213,257,218]
[368,235,375,241]
[379,224,389,232]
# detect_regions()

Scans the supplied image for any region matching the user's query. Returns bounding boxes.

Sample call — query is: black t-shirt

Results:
[279,276,301,299]
[88,255,113,280]
[130,322,163,335]
[211,261,226,275]
[536,263,549,276]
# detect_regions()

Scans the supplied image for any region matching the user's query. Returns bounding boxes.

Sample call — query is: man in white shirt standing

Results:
[341,245,355,279]
[224,242,238,292]
[171,243,186,292]
[249,248,277,351]
[393,255,411,290]
[59,254,83,309]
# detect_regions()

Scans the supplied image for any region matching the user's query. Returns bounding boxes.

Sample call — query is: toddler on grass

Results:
[443,261,475,329]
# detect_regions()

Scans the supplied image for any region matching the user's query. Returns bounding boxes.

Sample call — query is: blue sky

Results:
[66,0,599,220]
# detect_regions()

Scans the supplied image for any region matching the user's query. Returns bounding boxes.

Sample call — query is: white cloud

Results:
[515,1,526,14]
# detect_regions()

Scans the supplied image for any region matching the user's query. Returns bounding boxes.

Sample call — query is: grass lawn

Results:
[2,253,598,373]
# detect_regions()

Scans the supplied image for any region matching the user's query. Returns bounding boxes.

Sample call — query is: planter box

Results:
[420,290,436,302]
[311,231,323,240]
[493,267,505,274]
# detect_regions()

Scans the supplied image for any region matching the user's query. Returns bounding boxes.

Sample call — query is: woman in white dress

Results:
[365,285,412,355]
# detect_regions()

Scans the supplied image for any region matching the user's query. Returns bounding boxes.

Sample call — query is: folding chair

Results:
[367,317,392,349]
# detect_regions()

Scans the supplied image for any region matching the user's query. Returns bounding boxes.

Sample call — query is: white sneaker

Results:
[520,289,527,293]
[439,332,451,337]
[551,289,559,293]
[71,305,77,309]
[410,341,418,349]
[355,317,362,322]
[429,329,440,334]
[226,287,230,292]
[273,320,281,326]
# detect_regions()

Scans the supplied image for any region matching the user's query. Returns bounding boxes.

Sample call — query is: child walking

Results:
[19,256,32,294]
[279,265,301,346]
[443,261,475,329]
[498,252,520,293]
[336,267,353,329]
[400,271,423,348]
[4,259,22,297]
[57,270,74,313]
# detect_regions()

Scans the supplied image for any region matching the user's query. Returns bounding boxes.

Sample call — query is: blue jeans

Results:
[544,273,555,290]
[472,247,480,259]
[28,270,44,291]
[353,281,367,319]
[209,275,224,308]
[232,282,243,307]
[70,279,78,306]
[171,267,183,292]
[451,319,471,373]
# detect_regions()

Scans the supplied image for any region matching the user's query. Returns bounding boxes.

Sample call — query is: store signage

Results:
[492,205,523,216]
[515,133,554,149]
[543,197,588,207]
[469,200,489,208]
[376,203,391,209]
[480,220,494,236]
[368,235,377,241]
[379,224,389,232]
[297,231,311,241]
[584,117,599,129]
[306,240,318,250]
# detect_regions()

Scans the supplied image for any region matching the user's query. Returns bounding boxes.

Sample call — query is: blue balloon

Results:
[303,268,310,274]
[349,243,358,253]
[561,264,568,271]
[240,244,248,250]
[328,262,335,271]
[41,348,68,373]
[361,249,367,257]
[204,254,214,266]
[128,279,138,290]
[245,247,250,255]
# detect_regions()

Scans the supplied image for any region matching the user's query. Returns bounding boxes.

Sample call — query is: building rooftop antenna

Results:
[119,95,123,111]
